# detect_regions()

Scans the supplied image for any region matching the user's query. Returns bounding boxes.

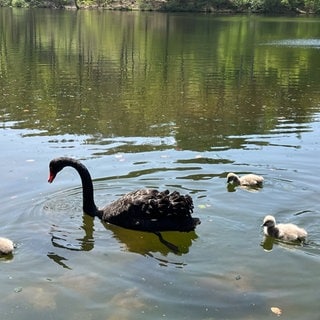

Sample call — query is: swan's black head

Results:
[48,157,75,183]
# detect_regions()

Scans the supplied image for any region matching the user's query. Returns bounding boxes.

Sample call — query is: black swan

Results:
[48,157,200,233]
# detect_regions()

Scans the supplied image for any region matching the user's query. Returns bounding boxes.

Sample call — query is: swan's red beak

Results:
[48,172,56,183]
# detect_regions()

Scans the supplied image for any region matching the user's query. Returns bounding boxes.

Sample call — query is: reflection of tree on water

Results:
[48,213,198,268]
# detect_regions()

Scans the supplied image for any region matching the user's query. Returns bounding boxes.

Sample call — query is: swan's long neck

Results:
[66,160,99,216]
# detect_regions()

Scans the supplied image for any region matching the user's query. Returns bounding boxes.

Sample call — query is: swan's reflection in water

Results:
[50,214,95,252]
[261,235,276,251]
[103,222,198,256]
[260,235,312,252]
[48,214,95,269]
[48,213,198,268]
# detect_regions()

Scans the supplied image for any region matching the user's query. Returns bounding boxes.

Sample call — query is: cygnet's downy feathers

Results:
[0,237,14,255]
[262,215,307,242]
[227,172,264,187]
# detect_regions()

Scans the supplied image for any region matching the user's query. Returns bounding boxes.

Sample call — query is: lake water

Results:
[1,8,320,319]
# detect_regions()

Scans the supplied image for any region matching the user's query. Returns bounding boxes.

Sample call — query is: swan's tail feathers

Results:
[137,190,195,223]
[154,190,194,217]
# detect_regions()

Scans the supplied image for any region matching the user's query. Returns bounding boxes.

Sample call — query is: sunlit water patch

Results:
[263,38,320,49]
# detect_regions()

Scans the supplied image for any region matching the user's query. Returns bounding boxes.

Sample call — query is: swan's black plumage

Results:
[48,157,200,232]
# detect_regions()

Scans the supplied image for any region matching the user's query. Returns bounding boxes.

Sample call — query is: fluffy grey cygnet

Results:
[262,215,307,242]
[0,237,14,255]
[227,172,264,187]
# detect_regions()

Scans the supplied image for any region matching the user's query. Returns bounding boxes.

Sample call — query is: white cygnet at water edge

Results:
[227,172,264,188]
[262,215,307,242]
[0,237,14,255]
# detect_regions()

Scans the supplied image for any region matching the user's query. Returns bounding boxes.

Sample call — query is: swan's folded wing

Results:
[100,189,197,231]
